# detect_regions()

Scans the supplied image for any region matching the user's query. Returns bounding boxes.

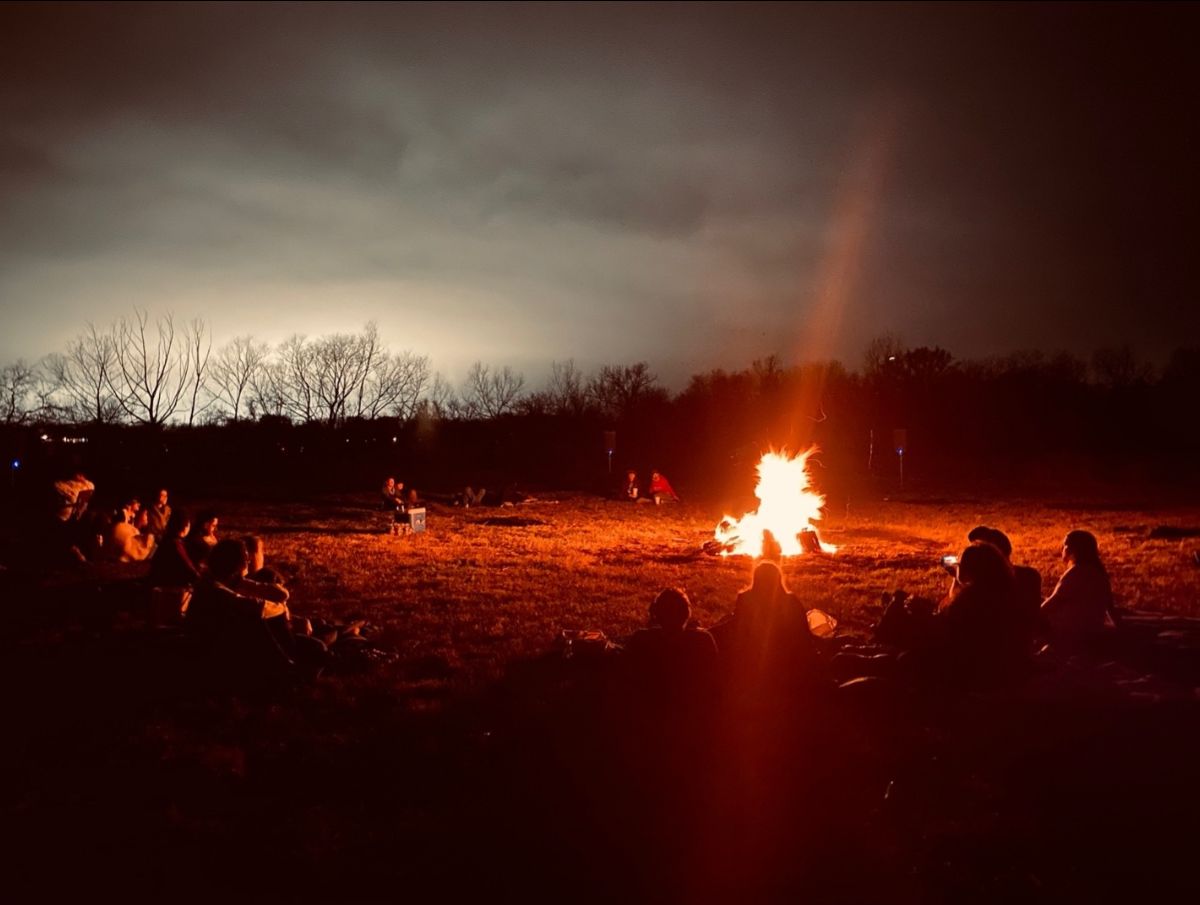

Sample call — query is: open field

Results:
[220,493,1200,696]
[5,493,1200,900]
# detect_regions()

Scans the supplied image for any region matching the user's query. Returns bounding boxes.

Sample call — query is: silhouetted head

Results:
[626,470,636,481]
[207,539,248,583]
[742,561,786,608]
[243,535,265,573]
[649,587,691,631]
[967,525,1012,559]
[956,541,1013,591]
[196,511,219,536]
[156,488,169,507]
[164,508,191,540]
[1063,530,1101,566]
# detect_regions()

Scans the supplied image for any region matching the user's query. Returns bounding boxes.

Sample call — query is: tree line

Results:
[3,311,1199,464]
[0,310,679,427]
[4,313,1199,497]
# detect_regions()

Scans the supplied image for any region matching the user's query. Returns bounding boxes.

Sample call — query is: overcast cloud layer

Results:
[1,2,1197,385]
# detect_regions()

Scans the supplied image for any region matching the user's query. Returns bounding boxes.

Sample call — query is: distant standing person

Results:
[1041,530,1121,645]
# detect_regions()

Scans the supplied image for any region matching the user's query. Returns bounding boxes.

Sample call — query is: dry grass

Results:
[215,493,1200,697]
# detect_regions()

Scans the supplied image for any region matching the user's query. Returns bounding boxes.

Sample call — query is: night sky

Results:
[1,2,1197,386]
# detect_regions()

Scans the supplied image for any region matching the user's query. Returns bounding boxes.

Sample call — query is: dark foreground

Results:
[4,604,1199,904]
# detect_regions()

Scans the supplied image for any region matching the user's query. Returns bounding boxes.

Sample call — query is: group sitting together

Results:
[43,473,363,682]
[613,523,1121,701]
[622,469,680,505]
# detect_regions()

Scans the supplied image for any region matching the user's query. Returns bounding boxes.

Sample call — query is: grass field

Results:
[224,493,1200,698]
[6,491,1200,900]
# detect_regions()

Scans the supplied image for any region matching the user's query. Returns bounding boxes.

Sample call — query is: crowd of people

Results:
[36,471,373,684]
[36,468,1124,695]
[605,523,1122,707]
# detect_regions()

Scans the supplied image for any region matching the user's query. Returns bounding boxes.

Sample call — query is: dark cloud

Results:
[1,2,1197,384]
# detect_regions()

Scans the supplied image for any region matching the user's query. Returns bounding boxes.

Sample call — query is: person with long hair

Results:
[1041,530,1121,641]
[710,560,818,696]
[148,507,202,588]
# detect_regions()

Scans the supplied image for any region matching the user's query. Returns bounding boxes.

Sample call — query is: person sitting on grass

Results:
[1040,530,1121,650]
[105,497,156,562]
[623,587,719,706]
[186,510,220,567]
[148,508,202,588]
[647,470,680,505]
[382,477,405,512]
[187,539,326,680]
[145,487,172,539]
[877,541,1026,687]
[622,470,640,502]
[967,524,1042,652]
[242,534,285,586]
[710,560,819,697]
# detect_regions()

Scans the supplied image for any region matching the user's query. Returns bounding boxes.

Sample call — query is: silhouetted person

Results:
[381,476,405,511]
[622,470,639,502]
[623,587,719,708]
[710,561,819,698]
[148,508,201,588]
[242,534,285,586]
[648,470,680,504]
[188,539,325,681]
[143,488,171,538]
[967,524,1042,651]
[186,511,219,567]
[104,497,155,562]
[880,541,1025,687]
[1041,530,1121,647]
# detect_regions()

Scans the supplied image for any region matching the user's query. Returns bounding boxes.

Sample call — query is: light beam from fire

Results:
[714,448,835,558]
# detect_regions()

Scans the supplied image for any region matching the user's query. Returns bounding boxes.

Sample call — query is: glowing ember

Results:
[714,448,835,557]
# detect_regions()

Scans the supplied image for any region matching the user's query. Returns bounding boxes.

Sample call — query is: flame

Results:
[714,448,835,557]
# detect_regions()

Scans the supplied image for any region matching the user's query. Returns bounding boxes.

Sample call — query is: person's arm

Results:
[175,539,202,581]
[1040,570,1075,619]
[236,576,290,604]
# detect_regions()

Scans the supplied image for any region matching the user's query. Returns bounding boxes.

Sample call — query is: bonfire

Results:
[713,448,835,557]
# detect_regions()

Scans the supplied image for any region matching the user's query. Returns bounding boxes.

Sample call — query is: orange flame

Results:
[714,448,834,557]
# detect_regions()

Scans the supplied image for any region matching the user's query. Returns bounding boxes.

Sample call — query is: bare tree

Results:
[0,360,42,424]
[272,334,317,422]
[45,323,122,423]
[352,349,431,420]
[249,357,290,420]
[422,372,459,419]
[183,317,212,426]
[546,359,591,415]
[106,309,190,426]
[1091,345,1154,389]
[863,333,906,379]
[461,362,525,418]
[211,335,269,421]
[311,332,372,424]
[587,362,665,420]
